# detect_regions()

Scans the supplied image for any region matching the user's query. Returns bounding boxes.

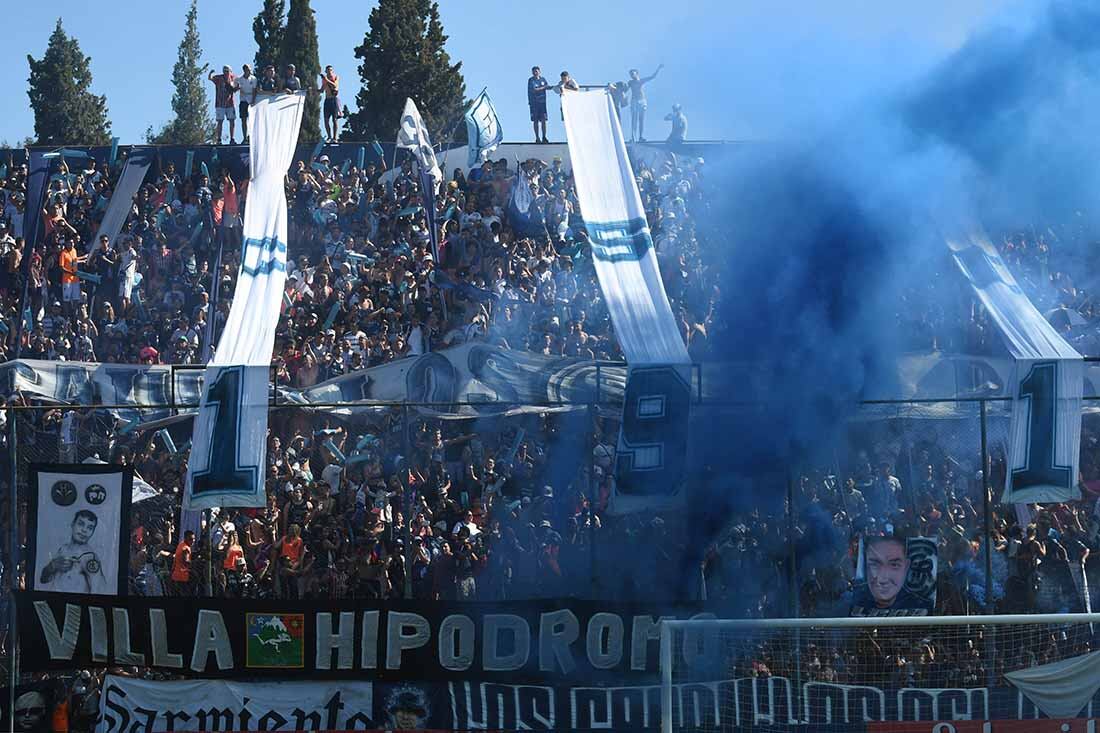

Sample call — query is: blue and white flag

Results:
[465,90,503,168]
[562,89,692,514]
[184,92,305,510]
[397,98,442,193]
[950,233,1083,505]
[507,168,544,238]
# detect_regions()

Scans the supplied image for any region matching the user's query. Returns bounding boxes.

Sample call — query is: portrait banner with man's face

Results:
[27,463,132,597]
[851,534,938,617]
[1,681,57,733]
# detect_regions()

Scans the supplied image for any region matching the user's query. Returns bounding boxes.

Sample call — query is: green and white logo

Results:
[245,613,305,669]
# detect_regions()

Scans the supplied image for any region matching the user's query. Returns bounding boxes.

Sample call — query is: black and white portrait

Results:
[29,464,132,596]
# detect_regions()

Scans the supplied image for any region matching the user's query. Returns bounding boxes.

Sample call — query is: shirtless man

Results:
[320,65,341,142]
[39,510,106,593]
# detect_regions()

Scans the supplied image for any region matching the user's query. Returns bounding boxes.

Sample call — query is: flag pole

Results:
[14,151,52,359]
[417,163,448,327]
[8,401,19,733]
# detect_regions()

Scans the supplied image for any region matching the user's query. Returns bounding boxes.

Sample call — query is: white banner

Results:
[96,676,374,733]
[562,89,691,513]
[0,359,198,410]
[279,341,626,418]
[397,97,442,191]
[185,93,305,510]
[950,233,1083,504]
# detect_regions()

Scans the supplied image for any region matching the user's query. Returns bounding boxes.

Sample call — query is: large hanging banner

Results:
[94,675,1069,733]
[26,464,132,596]
[561,89,692,513]
[950,233,1083,504]
[279,341,626,418]
[17,591,704,682]
[97,677,375,733]
[184,92,305,510]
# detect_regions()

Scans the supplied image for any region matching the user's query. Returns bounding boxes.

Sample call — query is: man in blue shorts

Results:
[320,65,341,142]
[528,66,549,144]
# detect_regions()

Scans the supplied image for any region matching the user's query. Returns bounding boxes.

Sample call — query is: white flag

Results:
[397,98,442,192]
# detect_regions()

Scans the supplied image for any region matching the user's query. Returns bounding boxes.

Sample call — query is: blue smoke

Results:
[687,0,1100,600]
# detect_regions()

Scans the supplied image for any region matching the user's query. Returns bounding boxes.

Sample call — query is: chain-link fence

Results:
[3,386,1099,694]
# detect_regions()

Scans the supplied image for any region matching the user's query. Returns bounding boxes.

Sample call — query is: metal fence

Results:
[3,384,1099,689]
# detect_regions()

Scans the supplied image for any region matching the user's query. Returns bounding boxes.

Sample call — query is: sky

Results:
[0,0,1020,146]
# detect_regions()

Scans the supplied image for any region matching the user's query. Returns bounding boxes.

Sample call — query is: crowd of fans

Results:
[0,129,1098,613]
[0,132,714,606]
[2,89,1100,731]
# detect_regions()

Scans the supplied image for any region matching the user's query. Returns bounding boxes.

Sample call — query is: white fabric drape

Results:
[562,89,688,366]
[1006,649,1100,719]
[563,90,691,514]
[950,232,1082,505]
[184,93,305,510]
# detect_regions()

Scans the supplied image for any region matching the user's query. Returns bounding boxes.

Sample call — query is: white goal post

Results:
[659,612,1100,733]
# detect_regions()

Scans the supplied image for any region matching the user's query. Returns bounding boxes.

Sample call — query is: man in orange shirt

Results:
[275,523,305,598]
[170,530,195,596]
[58,239,87,314]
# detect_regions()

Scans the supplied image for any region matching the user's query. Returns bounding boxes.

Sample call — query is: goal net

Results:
[659,613,1100,733]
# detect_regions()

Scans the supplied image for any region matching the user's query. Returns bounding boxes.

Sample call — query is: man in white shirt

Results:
[4,192,25,236]
[452,510,481,538]
[0,222,13,257]
[59,409,80,462]
[119,241,138,311]
[236,64,257,143]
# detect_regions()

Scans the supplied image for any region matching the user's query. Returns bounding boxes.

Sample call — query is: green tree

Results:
[252,0,285,71]
[279,0,322,142]
[26,20,111,146]
[347,0,466,143]
[149,0,212,145]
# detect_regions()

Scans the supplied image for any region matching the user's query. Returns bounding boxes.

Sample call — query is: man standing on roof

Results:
[528,66,549,144]
[628,64,664,142]
[208,65,238,145]
[320,65,341,142]
[237,64,257,143]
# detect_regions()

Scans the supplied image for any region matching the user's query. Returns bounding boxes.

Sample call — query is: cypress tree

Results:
[26,19,112,146]
[348,0,466,143]
[252,0,286,71]
[149,0,212,145]
[280,0,322,142]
